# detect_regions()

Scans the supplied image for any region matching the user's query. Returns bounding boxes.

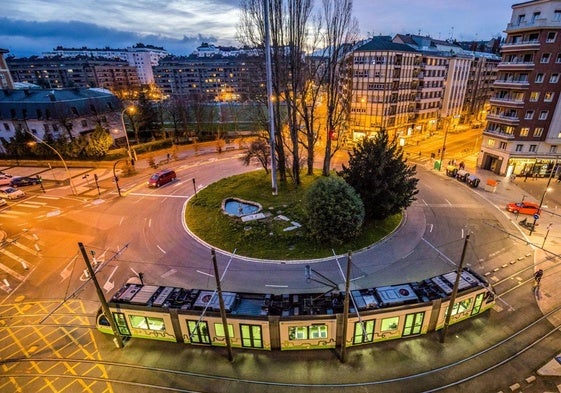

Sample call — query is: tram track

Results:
[1,304,561,393]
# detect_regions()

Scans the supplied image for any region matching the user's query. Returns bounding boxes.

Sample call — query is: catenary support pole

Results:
[211,249,234,361]
[78,242,124,348]
[340,251,352,363]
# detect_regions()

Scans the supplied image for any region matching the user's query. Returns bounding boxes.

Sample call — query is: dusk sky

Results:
[1,0,515,58]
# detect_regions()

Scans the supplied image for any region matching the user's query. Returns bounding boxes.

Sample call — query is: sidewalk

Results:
[423,152,561,380]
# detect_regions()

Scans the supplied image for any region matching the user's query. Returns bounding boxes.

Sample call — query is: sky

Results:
[1,0,516,58]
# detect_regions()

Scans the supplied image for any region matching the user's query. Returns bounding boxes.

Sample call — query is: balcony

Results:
[483,128,515,140]
[489,97,525,107]
[497,61,535,70]
[486,113,520,125]
[500,40,540,52]
[493,79,529,89]
[506,18,561,32]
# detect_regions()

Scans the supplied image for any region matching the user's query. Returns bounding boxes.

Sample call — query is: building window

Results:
[531,12,541,23]
[525,111,534,119]
[539,111,548,120]
[551,74,560,83]
[516,144,523,152]
[534,128,544,137]
[547,32,557,43]
[535,73,544,83]
[544,92,555,102]
[555,10,561,22]
[550,145,558,153]
[517,15,525,25]
[487,139,496,147]
[529,144,537,152]
[557,53,561,63]
[353,70,369,78]
[3,123,9,131]
[81,119,88,127]
[499,142,507,150]
[541,53,551,63]
[529,92,540,101]
[520,127,530,137]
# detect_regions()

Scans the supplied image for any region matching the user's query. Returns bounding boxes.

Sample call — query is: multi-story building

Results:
[463,53,500,125]
[0,49,14,89]
[7,57,141,94]
[42,44,169,85]
[480,0,561,176]
[153,55,264,101]
[0,87,126,150]
[349,36,420,140]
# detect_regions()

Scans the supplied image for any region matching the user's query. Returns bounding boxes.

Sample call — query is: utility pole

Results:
[78,242,124,348]
[440,233,470,343]
[340,251,352,363]
[264,0,278,195]
[211,249,234,361]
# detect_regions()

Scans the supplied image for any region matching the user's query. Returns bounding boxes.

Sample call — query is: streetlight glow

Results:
[120,106,135,162]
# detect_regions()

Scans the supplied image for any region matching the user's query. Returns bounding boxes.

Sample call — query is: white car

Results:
[0,176,12,186]
[0,198,7,207]
[0,186,25,200]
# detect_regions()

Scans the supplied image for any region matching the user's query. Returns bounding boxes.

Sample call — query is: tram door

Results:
[471,293,485,315]
[113,312,131,336]
[402,312,424,336]
[186,320,211,344]
[240,324,263,348]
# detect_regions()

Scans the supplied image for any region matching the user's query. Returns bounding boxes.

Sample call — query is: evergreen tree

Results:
[338,130,419,220]
[302,176,364,245]
[84,125,114,158]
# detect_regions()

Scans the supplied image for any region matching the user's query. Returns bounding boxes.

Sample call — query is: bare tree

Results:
[320,0,358,176]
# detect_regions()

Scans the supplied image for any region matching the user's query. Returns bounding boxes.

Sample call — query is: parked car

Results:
[506,201,541,215]
[10,176,41,187]
[0,186,26,200]
[148,169,176,188]
[0,198,7,207]
[0,176,12,186]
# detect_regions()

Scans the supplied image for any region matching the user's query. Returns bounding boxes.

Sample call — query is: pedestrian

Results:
[418,150,422,158]
[534,269,543,284]
[533,172,538,180]
[524,171,529,182]
[167,153,171,162]
[459,161,465,170]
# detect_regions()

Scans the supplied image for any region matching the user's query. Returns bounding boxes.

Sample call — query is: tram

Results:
[96,268,495,351]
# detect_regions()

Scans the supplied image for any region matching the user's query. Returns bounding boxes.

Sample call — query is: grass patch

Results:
[185,170,401,259]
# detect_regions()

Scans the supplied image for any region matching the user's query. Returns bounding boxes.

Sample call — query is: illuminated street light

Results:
[25,132,77,195]
[529,162,556,235]
[120,106,136,162]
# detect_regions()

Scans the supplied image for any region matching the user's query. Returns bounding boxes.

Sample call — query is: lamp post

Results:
[25,131,77,195]
[530,161,556,235]
[120,106,135,162]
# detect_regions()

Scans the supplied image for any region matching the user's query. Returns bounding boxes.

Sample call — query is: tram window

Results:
[129,315,165,331]
[380,316,399,331]
[309,325,327,339]
[450,299,472,316]
[214,323,234,338]
[353,320,374,344]
[471,293,485,315]
[288,326,308,340]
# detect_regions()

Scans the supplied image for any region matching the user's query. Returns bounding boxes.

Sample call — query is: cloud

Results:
[0,17,222,57]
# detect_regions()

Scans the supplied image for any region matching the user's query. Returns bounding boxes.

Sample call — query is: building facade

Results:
[480,0,561,176]
[0,88,125,151]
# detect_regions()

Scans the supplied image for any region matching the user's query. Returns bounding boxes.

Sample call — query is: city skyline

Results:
[1,0,515,57]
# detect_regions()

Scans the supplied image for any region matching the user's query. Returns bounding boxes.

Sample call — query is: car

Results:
[0,198,7,207]
[506,201,541,215]
[10,176,41,187]
[0,186,26,200]
[0,176,12,186]
[147,169,176,188]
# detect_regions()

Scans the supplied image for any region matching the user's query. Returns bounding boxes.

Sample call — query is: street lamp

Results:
[529,163,556,235]
[25,131,77,195]
[120,106,135,162]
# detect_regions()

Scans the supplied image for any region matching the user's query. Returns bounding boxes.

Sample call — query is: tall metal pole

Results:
[440,233,470,343]
[438,117,450,171]
[78,242,124,348]
[340,251,353,363]
[211,249,234,361]
[120,107,133,161]
[530,160,555,235]
[264,0,278,195]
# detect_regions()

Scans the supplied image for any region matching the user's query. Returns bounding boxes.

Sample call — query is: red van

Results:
[148,169,176,188]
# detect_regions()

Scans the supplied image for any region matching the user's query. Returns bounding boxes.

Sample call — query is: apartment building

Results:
[153,55,264,101]
[481,0,561,176]
[7,57,141,94]
[0,87,125,149]
[349,36,420,140]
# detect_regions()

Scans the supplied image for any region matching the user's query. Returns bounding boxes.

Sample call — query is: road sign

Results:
[533,213,540,220]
